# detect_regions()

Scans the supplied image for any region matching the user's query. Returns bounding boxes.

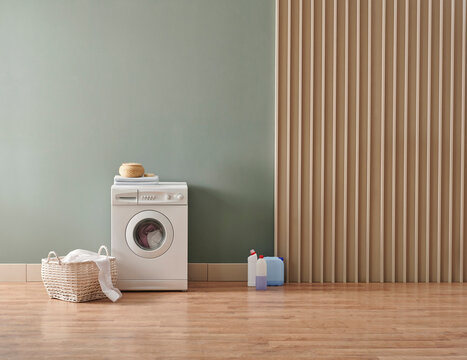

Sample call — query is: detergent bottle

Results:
[264,257,284,286]
[248,249,257,286]
[256,255,267,290]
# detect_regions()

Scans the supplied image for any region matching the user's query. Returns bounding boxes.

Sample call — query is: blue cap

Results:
[279,257,284,262]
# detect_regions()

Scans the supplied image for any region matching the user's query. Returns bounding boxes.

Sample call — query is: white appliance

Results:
[111,182,188,290]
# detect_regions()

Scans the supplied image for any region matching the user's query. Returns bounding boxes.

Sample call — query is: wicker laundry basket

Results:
[41,246,118,303]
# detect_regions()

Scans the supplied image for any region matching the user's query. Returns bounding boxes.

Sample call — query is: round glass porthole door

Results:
[126,210,174,258]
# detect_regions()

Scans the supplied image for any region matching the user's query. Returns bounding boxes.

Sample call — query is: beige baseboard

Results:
[26,264,42,281]
[206,263,247,281]
[0,263,247,282]
[0,264,27,281]
[188,263,247,281]
[188,263,208,281]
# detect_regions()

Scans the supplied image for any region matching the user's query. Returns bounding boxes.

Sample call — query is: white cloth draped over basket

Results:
[41,246,122,303]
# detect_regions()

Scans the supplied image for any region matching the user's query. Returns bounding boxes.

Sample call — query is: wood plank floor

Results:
[1,282,467,359]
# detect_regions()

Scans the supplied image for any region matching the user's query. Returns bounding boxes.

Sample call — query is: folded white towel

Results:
[114,175,159,183]
[61,249,122,302]
[114,181,159,186]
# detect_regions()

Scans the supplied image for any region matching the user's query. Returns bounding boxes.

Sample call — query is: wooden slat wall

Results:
[275,0,467,283]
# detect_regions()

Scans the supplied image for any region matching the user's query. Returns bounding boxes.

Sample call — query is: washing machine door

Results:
[125,210,174,259]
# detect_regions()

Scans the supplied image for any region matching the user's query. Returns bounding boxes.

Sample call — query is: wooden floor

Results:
[1,282,467,359]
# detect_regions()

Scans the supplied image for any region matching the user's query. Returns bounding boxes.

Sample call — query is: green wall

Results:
[0,0,275,263]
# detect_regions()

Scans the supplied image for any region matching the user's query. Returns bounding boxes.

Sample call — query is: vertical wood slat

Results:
[437,0,443,283]
[286,0,291,283]
[355,0,361,283]
[380,0,386,283]
[275,0,466,283]
[426,0,433,283]
[343,0,349,284]
[309,0,315,283]
[391,0,397,283]
[403,0,409,283]
[332,0,337,283]
[274,0,279,259]
[415,0,420,283]
[320,0,325,283]
[366,0,372,283]
[448,0,454,283]
[297,0,303,284]
[460,0,466,283]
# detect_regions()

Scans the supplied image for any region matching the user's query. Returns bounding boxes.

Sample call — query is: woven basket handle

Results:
[46,251,61,265]
[98,245,110,257]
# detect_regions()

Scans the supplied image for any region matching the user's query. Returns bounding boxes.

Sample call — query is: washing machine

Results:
[111,182,188,290]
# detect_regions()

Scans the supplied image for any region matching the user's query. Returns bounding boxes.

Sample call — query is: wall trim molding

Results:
[0,263,247,282]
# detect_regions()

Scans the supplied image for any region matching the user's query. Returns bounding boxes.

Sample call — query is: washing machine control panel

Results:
[112,183,188,206]
[138,191,185,204]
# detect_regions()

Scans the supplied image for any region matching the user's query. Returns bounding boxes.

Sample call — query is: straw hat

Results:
[119,163,145,178]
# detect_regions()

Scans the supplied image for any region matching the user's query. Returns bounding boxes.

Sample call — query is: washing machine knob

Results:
[175,193,184,200]
[165,194,172,200]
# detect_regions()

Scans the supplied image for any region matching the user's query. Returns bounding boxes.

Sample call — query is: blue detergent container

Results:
[264,257,284,286]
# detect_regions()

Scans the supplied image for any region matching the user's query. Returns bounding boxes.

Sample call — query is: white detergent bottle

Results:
[256,255,267,290]
[248,249,257,286]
